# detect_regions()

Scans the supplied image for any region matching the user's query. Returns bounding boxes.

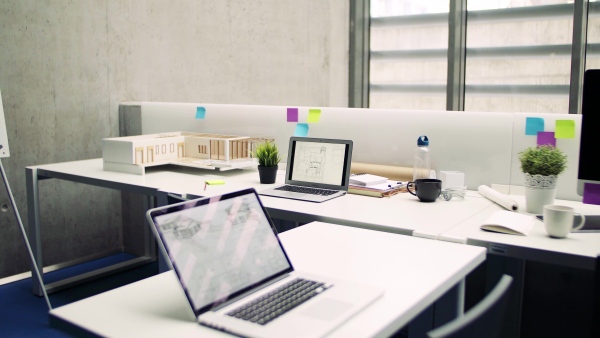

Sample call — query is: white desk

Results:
[49,222,487,338]
[440,194,600,270]
[26,158,493,295]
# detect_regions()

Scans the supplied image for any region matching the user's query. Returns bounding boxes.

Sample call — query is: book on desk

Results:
[349,180,406,198]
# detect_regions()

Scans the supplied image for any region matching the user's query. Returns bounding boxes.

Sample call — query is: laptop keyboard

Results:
[275,185,337,196]
[226,278,331,325]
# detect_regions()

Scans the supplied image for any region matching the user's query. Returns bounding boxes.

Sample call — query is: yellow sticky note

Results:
[307,109,321,123]
[205,180,225,185]
[555,120,575,139]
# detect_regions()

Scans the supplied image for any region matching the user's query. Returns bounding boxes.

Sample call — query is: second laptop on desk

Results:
[259,137,353,203]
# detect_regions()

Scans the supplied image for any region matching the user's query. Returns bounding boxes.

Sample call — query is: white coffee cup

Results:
[542,205,586,238]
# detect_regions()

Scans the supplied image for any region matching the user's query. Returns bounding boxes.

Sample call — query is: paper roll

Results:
[478,185,519,211]
[350,162,413,182]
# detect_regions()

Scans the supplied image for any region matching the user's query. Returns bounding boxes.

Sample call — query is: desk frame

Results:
[25,167,158,296]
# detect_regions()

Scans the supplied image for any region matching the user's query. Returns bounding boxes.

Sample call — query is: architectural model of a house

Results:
[102,131,273,175]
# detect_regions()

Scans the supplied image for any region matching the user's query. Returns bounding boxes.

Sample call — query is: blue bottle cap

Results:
[417,135,429,146]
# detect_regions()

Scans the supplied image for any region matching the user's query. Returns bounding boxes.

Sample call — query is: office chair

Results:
[592,255,600,338]
[427,274,514,338]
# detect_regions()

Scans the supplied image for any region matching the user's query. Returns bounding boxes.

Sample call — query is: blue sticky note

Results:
[294,123,309,137]
[195,106,206,119]
[525,117,544,136]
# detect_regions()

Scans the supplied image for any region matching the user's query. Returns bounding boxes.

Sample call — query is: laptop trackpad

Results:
[300,298,353,321]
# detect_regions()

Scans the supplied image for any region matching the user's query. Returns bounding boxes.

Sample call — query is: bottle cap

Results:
[417,135,429,146]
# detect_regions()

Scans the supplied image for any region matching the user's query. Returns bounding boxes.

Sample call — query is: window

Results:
[358,0,600,114]
[369,0,449,110]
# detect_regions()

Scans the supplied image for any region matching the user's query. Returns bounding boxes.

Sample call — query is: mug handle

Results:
[407,182,417,196]
[573,213,586,231]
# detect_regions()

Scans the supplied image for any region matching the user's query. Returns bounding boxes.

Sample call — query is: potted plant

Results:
[253,141,281,184]
[518,145,567,213]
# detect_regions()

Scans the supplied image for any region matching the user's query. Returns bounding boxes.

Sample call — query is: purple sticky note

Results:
[583,183,600,205]
[526,117,544,136]
[287,108,298,122]
[537,132,556,147]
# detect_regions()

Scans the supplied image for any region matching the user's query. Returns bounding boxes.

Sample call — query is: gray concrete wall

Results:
[0,0,348,278]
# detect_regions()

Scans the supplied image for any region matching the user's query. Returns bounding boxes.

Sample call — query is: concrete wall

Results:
[0,0,349,278]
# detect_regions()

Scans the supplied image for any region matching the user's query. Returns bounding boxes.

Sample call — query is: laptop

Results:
[259,137,353,203]
[146,188,383,338]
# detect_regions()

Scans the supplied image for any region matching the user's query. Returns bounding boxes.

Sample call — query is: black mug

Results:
[407,179,442,202]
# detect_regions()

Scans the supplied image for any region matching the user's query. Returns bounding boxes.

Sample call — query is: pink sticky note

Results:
[583,183,600,205]
[287,108,298,122]
[537,132,556,147]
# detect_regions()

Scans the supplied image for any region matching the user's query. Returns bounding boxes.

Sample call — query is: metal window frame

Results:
[358,1,596,113]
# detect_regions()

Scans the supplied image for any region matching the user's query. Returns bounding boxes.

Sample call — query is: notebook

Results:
[146,188,383,338]
[259,137,353,203]
[349,173,388,186]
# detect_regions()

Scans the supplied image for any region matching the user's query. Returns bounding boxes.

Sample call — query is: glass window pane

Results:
[369,0,449,110]
[465,1,573,114]
[586,1,600,70]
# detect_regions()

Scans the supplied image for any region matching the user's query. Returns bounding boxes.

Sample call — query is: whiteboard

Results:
[0,89,9,158]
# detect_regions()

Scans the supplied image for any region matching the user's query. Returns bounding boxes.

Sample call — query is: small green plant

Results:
[253,141,281,167]
[519,145,567,176]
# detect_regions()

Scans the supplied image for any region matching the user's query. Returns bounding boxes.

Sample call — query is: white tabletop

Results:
[439,194,600,270]
[29,158,494,237]
[50,222,486,338]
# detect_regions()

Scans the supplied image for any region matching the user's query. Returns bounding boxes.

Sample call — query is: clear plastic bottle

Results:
[413,135,430,181]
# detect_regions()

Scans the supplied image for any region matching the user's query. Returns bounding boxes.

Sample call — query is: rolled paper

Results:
[478,185,519,211]
[350,162,413,182]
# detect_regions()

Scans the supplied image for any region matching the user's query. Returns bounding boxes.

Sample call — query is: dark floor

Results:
[1,253,158,338]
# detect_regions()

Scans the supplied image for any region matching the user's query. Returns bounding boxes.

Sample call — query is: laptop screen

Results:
[149,189,293,316]
[285,137,353,189]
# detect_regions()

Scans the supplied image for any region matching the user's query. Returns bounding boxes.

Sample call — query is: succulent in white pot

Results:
[518,145,567,213]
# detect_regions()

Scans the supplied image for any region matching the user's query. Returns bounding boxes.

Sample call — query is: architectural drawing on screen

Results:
[102,131,273,175]
[291,142,346,183]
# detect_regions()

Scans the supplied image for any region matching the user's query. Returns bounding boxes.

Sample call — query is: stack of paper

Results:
[349,173,388,186]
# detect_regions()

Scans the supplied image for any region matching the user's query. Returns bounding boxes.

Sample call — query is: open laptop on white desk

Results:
[259,137,353,203]
[146,188,382,338]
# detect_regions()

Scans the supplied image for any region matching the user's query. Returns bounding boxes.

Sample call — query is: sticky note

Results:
[555,120,575,139]
[307,109,321,123]
[537,132,556,147]
[195,106,206,119]
[583,183,600,205]
[205,180,225,185]
[294,123,309,137]
[525,117,544,136]
[287,108,298,122]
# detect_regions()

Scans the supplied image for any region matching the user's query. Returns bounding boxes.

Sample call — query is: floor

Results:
[1,253,158,338]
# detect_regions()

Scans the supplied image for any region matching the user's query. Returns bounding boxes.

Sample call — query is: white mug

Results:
[542,205,586,238]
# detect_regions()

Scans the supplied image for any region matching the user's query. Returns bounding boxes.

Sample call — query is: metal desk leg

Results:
[26,167,45,297]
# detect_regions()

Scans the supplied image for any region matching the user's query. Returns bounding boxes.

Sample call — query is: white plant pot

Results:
[524,173,558,214]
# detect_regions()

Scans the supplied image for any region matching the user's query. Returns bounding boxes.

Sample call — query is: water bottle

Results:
[413,135,430,181]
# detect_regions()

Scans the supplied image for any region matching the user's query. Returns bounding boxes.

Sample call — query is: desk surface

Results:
[440,194,600,270]
[50,222,486,338]
[30,158,494,236]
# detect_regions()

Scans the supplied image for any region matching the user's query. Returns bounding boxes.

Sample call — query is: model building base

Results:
[103,157,257,175]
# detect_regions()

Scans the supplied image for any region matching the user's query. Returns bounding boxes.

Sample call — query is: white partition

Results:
[120,102,582,201]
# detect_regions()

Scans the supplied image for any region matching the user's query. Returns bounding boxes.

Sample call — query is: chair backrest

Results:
[427,274,514,338]
[592,255,600,337]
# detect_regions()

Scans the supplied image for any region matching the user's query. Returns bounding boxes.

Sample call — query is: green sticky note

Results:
[555,120,575,139]
[307,109,321,123]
